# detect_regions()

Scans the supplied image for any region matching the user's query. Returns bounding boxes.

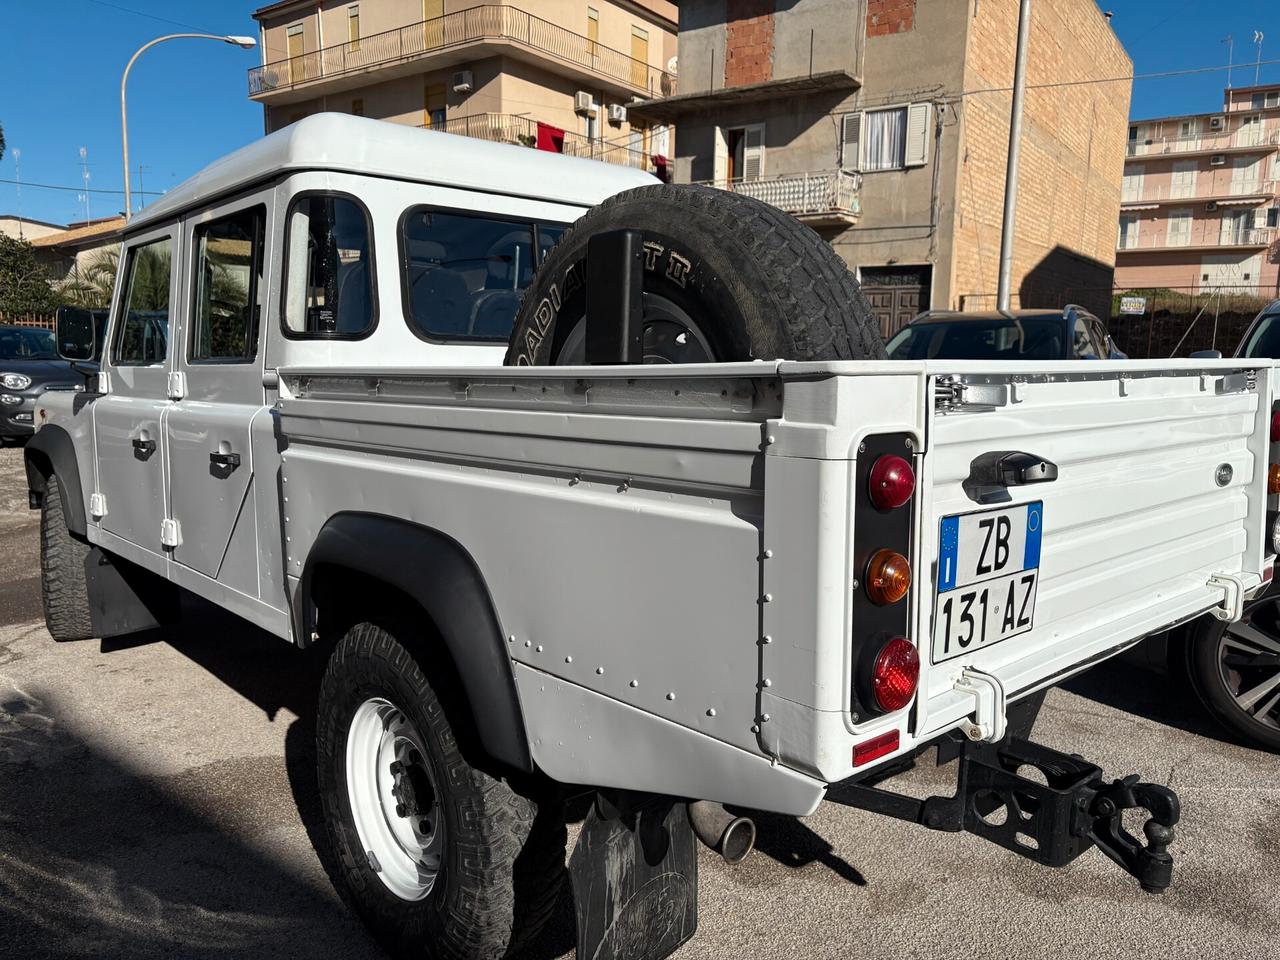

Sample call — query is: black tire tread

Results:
[40,473,94,642]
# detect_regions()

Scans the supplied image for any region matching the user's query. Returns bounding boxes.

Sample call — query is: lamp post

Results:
[121,33,256,220]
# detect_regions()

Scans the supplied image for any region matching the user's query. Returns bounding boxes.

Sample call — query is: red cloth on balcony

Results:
[651,155,670,182]
[536,122,565,153]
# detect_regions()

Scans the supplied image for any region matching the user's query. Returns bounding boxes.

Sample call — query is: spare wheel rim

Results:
[345,697,445,901]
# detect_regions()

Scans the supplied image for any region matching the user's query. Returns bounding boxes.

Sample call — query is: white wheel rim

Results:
[345,697,445,901]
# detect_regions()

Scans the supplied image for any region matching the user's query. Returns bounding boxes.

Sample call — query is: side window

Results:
[283,194,376,338]
[113,237,173,366]
[190,205,265,363]
[1071,316,1097,359]
[401,208,552,342]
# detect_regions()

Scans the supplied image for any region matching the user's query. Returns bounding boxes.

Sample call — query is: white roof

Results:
[130,113,656,231]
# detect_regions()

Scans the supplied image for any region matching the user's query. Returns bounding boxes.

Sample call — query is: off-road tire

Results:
[40,473,94,642]
[1182,606,1280,752]
[505,182,885,365]
[317,620,566,959]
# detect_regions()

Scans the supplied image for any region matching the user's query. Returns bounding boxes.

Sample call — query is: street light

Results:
[121,33,257,221]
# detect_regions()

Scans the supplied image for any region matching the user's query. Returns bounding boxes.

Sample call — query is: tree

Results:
[0,122,6,163]
[56,246,119,309]
[0,234,56,315]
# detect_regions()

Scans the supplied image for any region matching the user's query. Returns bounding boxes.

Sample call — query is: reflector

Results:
[853,728,900,767]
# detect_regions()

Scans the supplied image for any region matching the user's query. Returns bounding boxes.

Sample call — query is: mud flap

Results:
[569,795,698,960]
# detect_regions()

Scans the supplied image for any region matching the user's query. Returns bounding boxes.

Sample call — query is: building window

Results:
[843,103,931,172]
[1166,209,1192,247]
[1268,207,1280,229]
[351,98,364,116]
[1252,93,1265,110]
[283,194,376,338]
[631,26,649,87]
[348,5,360,51]
[287,23,305,83]
[190,205,265,363]
[587,6,599,57]
[424,82,446,128]
[1118,214,1139,249]
[582,94,599,140]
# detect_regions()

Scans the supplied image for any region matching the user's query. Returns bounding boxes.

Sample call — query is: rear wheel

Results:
[1183,601,1280,751]
[505,183,885,366]
[39,473,94,642]
[317,620,565,959]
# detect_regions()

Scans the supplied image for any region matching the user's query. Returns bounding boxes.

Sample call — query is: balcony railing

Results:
[694,170,862,221]
[249,5,676,98]
[1126,129,1280,157]
[1121,178,1279,204]
[422,112,651,170]
[1118,226,1276,251]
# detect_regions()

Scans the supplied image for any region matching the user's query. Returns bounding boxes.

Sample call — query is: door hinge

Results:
[88,492,107,520]
[160,518,182,550]
[95,371,111,395]
[1207,572,1246,622]
[934,376,1009,413]
[167,371,186,400]
[953,668,1008,743]
[1216,370,1257,395]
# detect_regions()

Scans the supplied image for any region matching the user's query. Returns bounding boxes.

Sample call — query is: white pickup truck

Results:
[25,116,1279,960]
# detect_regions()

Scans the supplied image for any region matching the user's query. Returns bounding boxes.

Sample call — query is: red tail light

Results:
[868,455,915,510]
[872,637,920,712]
[1272,411,1280,443]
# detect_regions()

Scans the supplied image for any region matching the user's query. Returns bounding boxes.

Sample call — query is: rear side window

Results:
[113,237,172,366]
[283,194,376,338]
[191,205,265,362]
[1240,310,1280,358]
[400,208,563,342]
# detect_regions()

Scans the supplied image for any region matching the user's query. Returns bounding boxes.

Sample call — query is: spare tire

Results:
[505,183,885,366]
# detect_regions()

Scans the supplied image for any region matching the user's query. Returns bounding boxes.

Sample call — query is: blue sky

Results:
[0,0,1277,226]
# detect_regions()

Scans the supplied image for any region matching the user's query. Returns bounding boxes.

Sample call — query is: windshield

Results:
[1238,310,1280,359]
[0,327,58,361]
[886,317,1066,360]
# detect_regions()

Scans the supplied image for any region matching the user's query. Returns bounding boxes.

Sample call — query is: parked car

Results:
[25,115,1276,959]
[885,305,1123,360]
[0,323,93,445]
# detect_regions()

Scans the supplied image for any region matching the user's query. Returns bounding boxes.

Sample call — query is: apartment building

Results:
[248,1,677,174]
[630,0,1131,334]
[1115,83,1280,297]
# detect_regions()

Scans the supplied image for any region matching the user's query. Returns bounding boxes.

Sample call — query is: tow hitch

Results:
[828,735,1180,892]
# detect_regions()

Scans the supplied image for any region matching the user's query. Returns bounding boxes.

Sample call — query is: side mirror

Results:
[1189,349,1223,360]
[55,306,96,362]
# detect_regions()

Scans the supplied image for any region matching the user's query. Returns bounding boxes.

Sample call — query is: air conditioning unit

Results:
[1206,201,1219,212]
[451,70,473,93]
[1208,115,1225,130]
[608,103,627,124]
[574,91,596,115]
[1210,154,1226,166]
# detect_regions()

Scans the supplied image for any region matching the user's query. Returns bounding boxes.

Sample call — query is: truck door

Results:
[93,228,178,559]
[164,195,271,595]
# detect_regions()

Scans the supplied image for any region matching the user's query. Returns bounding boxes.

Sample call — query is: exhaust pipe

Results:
[688,801,755,864]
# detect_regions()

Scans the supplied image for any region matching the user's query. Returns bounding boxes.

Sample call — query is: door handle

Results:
[968,451,1058,488]
[132,437,156,455]
[209,451,241,470]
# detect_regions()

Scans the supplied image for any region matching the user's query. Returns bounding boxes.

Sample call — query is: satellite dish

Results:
[667,56,678,73]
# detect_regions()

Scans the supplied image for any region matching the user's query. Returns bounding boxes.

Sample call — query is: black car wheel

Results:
[1183,599,1280,751]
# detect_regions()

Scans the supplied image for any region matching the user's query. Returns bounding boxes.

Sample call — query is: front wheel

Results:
[317,621,565,959]
[1182,601,1280,751]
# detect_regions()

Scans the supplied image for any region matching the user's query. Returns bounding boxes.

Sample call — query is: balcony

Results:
[422,112,650,170]
[248,5,676,102]
[1126,129,1280,159]
[693,170,861,227]
[1117,226,1276,253]
[1121,178,1279,207]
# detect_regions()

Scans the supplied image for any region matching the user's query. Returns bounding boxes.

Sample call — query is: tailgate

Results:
[915,364,1271,738]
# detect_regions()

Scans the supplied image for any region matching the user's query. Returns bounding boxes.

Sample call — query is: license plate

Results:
[932,501,1043,663]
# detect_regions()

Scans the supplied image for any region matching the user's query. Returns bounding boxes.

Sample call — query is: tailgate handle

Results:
[969,451,1058,488]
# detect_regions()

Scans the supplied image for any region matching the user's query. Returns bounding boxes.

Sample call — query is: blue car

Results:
[885,305,1124,360]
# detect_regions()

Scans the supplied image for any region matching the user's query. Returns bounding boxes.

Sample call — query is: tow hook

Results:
[827,735,1181,893]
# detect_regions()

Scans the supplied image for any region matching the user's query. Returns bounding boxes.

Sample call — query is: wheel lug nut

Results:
[396,803,407,817]
[389,760,404,775]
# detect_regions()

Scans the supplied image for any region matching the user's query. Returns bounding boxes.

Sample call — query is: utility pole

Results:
[1255,31,1265,86]
[1223,35,1234,89]
[996,0,1032,313]
[12,148,22,239]
[78,146,91,224]
[136,164,151,214]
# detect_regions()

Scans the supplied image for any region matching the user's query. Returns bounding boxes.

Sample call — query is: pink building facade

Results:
[1115,83,1280,298]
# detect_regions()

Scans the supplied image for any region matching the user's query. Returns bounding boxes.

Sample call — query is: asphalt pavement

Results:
[1,445,1277,959]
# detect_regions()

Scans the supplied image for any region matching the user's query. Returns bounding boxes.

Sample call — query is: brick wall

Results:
[724,0,774,88]
[950,0,1132,316]
[866,0,915,37]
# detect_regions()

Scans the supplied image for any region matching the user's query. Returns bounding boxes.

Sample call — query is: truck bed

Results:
[275,358,1274,815]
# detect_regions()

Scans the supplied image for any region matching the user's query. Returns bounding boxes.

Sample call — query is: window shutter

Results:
[743,123,765,181]
[841,112,863,170]
[1254,207,1269,229]
[905,102,931,167]
[713,127,729,184]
